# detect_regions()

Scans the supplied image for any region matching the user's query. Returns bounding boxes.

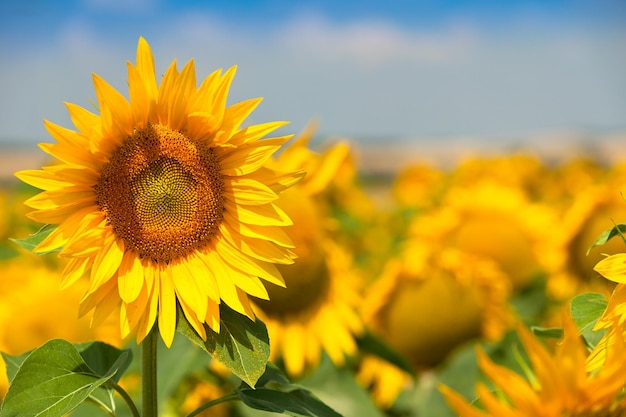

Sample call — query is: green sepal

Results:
[587,223,626,255]
[176,303,270,387]
[9,224,59,255]
[530,326,564,339]
[0,339,131,417]
[570,292,608,350]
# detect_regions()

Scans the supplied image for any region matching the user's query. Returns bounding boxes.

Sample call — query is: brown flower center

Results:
[95,124,224,263]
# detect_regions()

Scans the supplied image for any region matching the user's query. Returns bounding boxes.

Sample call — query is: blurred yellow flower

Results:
[252,129,364,376]
[0,257,122,397]
[542,183,623,301]
[451,153,547,196]
[393,163,446,209]
[359,242,513,406]
[409,180,554,290]
[14,37,301,346]
[440,313,626,417]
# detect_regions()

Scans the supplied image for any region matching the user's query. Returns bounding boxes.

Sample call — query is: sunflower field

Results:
[1,38,625,417]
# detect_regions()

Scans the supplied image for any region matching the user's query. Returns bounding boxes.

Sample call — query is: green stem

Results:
[109,380,141,417]
[142,324,158,417]
[186,391,240,417]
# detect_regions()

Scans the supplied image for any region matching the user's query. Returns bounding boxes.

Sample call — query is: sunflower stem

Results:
[141,324,158,417]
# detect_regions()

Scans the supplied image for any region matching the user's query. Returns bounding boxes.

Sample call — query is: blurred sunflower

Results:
[15,37,301,346]
[251,127,364,377]
[440,312,626,417]
[409,180,555,290]
[358,242,513,407]
[0,256,122,397]
[541,183,623,301]
[393,162,446,209]
[450,153,547,197]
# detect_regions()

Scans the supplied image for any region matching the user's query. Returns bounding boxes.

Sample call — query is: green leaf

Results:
[570,292,608,349]
[9,224,58,254]
[238,388,342,417]
[587,223,626,255]
[1,352,30,384]
[76,341,133,384]
[356,329,413,374]
[0,339,129,417]
[298,354,385,417]
[237,364,342,416]
[530,326,564,339]
[177,303,270,387]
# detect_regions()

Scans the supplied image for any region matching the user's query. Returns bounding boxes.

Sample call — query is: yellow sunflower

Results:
[541,183,623,301]
[450,153,548,198]
[14,37,301,347]
[440,312,626,417]
[358,242,513,407]
[0,256,122,397]
[408,180,555,290]
[251,128,364,377]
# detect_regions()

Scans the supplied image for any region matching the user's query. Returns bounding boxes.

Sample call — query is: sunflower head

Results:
[364,242,513,370]
[251,131,365,376]
[409,180,555,290]
[15,37,302,346]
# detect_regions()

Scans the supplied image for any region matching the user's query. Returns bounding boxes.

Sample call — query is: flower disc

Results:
[95,124,224,264]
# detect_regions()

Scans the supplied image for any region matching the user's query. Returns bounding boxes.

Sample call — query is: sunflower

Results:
[250,127,364,377]
[440,312,626,417]
[14,37,302,346]
[0,256,122,397]
[450,153,547,196]
[408,180,555,290]
[541,183,623,301]
[358,241,513,407]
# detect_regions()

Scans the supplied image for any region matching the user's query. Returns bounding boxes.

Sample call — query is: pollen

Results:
[95,124,224,263]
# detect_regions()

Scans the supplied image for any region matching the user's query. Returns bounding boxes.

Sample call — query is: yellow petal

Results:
[222,209,295,248]
[171,258,208,323]
[224,201,292,227]
[228,121,290,146]
[223,177,279,206]
[117,251,145,303]
[219,137,291,176]
[90,234,125,292]
[594,254,626,283]
[65,102,101,138]
[92,73,133,139]
[60,256,92,290]
[136,37,158,108]
[159,267,177,347]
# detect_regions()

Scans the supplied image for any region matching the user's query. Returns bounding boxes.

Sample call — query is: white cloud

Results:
[276,14,478,67]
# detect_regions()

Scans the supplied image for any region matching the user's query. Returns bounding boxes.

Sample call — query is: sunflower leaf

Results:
[177,303,270,387]
[237,387,343,417]
[0,339,130,417]
[237,364,342,416]
[587,223,626,255]
[570,292,608,350]
[9,224,59,255]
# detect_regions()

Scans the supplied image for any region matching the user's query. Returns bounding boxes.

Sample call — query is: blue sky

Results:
[1,0,625,146]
